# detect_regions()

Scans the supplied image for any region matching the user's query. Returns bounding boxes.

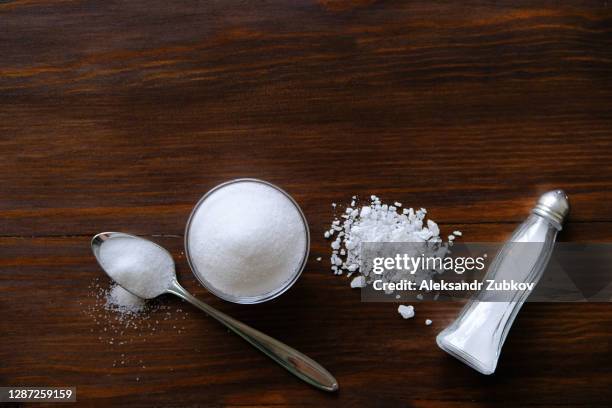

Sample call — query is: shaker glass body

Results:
[436,212,561,374]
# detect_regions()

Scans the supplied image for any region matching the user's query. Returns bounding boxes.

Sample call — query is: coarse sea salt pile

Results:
[99,236,175,299]
[326,195,462,321]
[187,181,307,299]
[326,195,460,279]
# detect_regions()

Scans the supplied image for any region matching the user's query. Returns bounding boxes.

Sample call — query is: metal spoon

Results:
[91,232,338,392]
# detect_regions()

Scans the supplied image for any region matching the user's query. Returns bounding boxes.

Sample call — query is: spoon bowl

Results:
[91,232,338,392]
[91,231,175,300]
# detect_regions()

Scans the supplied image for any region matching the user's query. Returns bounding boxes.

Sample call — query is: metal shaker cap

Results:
[532,190,570,228]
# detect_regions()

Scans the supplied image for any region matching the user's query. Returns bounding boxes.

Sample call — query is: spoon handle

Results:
[166,280,338,392]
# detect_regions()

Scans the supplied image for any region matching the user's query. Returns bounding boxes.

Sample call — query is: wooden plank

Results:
[0,1,611,406]
[0,1,611,236]
[1,224,611,406]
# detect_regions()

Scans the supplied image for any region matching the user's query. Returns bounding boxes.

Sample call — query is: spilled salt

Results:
[105,284,146,314]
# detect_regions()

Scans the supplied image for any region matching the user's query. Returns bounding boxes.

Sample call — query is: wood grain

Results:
[1,0,611,406]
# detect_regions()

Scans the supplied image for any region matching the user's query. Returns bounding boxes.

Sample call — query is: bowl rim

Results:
[184,178,310,304]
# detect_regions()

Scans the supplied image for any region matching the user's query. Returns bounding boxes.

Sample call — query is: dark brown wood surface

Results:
[1,1,611,406]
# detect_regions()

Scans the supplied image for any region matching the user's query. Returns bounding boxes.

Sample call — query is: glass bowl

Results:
[184,178,310,304]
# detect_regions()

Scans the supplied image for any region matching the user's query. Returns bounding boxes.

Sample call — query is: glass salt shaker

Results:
[436,190,570,374]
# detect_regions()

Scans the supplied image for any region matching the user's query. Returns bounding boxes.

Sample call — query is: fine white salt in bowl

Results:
[185,179,310,304]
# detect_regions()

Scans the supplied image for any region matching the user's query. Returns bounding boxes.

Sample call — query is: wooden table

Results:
[1,1,611,406]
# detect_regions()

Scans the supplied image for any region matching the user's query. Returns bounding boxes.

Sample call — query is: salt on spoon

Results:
[91,232,338,392]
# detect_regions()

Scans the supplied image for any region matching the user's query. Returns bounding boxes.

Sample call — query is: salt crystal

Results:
[331,239,341,250]
[453,230,462,236]
[427,219,440,236]
[425,319,433,326]
[398,305,415,319]
[350,276,366,288]
[187,181,307,298]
